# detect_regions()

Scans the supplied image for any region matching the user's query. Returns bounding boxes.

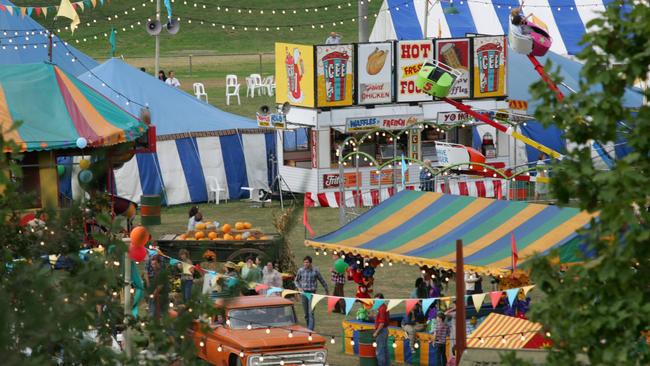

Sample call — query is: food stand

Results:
[273,37,520,206]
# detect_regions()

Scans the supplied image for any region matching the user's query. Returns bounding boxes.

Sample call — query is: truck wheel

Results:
[229,354,242,366]
[226,248,265,263]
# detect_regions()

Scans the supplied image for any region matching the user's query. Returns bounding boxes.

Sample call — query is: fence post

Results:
[189,54,193,75]
[259,52,263,75]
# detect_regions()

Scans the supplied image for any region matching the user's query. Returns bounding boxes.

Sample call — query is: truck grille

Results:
[249,351,325,366]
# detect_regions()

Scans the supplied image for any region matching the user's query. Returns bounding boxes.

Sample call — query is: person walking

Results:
[148,255,170,320]
[372,293,390,366]
[433,313,450,366]
[294,256,329,330]
[165,70,181,88]
[330,253,346,313]
[419,160,435,191]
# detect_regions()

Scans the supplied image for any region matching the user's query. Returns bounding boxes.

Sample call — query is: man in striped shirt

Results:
[433,312,450,366]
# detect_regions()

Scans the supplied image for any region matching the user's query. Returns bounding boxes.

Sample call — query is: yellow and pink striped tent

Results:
[305,190,597,274]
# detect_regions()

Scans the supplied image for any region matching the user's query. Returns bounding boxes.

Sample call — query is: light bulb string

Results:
[177,0,360,13]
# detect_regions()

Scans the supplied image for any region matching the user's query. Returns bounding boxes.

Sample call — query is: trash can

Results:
[358,329,377,366]
[140,194,161,225]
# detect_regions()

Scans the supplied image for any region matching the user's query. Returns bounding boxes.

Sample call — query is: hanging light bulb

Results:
[288,331,294,338]
[330,337,336,344]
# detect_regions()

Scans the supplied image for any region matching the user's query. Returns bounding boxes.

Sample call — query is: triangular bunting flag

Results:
[311,294,325,311]
[254,283,268,293]
[266,287,282,296]
[281,289,299,298]
[78,2,85,11]
[344,298,356,315]
[7,6,13,15]
[56,0,80,33]
[490,291,502,308]
[506,288,520,306]
[42,7,47,17]
[522,285,535,296]
[35,7,41,16]
[371,299,385,311]
[27,7,33,16]
[302,292,313,301]
[471,293,487,313]
[441,297,452,308]
[386,299,402,312]
[0,5,6,12]
[99,0,103,5]
[147,248,158,257]
[405,299,419,315]
[91,0,96,8]
[422,298,436,315]
[327,296,339,313]
[20,6,26,17]
[169,258,179,266]
[181,262,193,275]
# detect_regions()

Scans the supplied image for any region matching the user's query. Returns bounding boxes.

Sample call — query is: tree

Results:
[505,1,650,364]
[0,134,216,364]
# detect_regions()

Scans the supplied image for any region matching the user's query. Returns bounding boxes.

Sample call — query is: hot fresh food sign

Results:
[357,42,392,104]
[396,40,434,102]
[346,115,423,132]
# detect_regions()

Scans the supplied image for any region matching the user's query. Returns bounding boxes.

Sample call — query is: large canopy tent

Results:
[79,59,276,205]
[0,62,146,208]
[0,0,98,76]
[305,191,597,274]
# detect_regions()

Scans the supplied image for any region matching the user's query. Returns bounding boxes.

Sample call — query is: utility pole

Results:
[455,239,467,363]
[358,0,369,42]
[154,0,161,75]
[423,0,429,39]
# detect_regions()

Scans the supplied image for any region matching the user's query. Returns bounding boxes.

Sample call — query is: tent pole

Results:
[455,239,467,363]
[338,158,345,225]
[154,0,161,76]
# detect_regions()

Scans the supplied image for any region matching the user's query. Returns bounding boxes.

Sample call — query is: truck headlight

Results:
[315,351,326,362]
[248,356,260,366]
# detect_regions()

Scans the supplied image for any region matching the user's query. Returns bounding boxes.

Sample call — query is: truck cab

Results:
[192,296,327,366]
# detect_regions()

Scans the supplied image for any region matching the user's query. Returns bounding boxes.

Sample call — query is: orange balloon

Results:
[222,224,232,234]
[130,226,149,248]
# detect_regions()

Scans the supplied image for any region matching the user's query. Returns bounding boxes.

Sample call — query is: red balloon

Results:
[130,226,149,248]
[128,245,147,262]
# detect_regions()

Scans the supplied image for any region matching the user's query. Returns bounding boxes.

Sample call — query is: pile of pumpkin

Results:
[178,221,271,241]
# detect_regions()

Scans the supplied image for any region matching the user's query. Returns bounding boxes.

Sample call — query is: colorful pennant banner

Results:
[0,0,109,19]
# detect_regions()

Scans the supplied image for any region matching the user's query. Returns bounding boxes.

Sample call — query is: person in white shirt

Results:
[510,2,533,38]
[165,70,181,88]
[325,32,342,45]
[464,270,480,295]
[262,261,283,290]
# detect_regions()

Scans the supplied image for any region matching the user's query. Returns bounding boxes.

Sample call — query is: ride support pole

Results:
[527,55,565,103]
[441,97,563,159]
[455,239,467,362]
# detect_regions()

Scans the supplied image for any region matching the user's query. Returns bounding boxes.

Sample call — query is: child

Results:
[177,249,194,303]
[187,206,199,231]
[511,2,533,36]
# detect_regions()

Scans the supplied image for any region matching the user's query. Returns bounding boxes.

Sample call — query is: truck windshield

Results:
[228,306,297,329]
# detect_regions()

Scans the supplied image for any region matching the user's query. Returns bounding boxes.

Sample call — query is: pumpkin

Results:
[195,231,205,240]
[234,234,242,240]
[260,235,271,240]
[195,223,207,231]
[222,224,232,234]
[243,222,252,229]
[179,234,187,240]
[223,233,234,241]
[235,222,245,230]
[208,232,217,240]
[247,236,256,241]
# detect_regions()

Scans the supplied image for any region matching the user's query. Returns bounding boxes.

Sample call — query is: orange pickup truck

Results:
[192,296,327,366]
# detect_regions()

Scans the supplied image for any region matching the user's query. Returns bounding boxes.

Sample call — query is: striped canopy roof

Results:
[305,191,596,274]
[0,63,146,152]
[467,313,543,349]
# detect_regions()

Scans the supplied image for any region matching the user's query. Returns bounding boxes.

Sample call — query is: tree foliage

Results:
[506,1,650,364]
[0,135,216,364]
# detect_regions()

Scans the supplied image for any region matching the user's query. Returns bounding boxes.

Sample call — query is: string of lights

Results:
[176,0,364,14]
[445,0,612,9]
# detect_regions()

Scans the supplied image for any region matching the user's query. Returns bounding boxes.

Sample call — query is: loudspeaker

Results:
[280,102,291,114]
[146,20,162,35]
[166,18,180,35]
[258,105,270,115]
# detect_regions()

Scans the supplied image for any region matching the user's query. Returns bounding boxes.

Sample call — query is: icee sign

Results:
[396,40,434,103]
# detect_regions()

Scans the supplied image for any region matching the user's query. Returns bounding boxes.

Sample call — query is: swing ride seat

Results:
[416,60,462,98]
[509,21,552,57]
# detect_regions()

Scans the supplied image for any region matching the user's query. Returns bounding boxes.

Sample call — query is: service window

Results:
[283,128,311,168]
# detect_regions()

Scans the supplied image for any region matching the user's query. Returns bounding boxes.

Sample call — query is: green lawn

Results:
[148,200,423,365]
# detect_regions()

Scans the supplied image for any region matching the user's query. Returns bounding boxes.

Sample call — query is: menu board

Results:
[395,40,434,102]
[434,38,471,99]
[316,44,354,107]
[472,36,507,98]
[275,43,315,107]
[357,42,393,104]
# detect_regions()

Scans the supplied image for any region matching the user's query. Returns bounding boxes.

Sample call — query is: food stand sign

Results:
[322,172,361,189]
[357,42,392,104]
[256,113,271,127]
[270,114,286,129]
[275,42,315,107]
[370,169,409,185]
[472,36,507,98]
[435,38,471,99]
[395,40,434,102]
[316,44,354,107]
[346,115,423,133]
[437,111,471,125]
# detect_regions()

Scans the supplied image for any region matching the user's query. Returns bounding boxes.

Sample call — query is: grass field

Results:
[147,201,426,365]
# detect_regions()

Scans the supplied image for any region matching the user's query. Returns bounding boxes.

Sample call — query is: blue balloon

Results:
[78,170,93,183]
[76,137,88,149]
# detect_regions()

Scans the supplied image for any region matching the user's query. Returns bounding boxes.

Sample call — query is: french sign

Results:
[346,115,424,133]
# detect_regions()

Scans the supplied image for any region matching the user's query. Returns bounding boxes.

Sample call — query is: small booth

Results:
[0,63,149,210]
[273,37,519,206]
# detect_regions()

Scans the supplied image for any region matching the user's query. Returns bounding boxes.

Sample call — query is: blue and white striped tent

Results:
[371,0,617,55]
[0,0,97,76]
[78,59,275,205]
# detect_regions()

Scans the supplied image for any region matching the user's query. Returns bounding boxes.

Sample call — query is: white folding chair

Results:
[193,82,209,102]
[261,75,275,96]
[269,75,276,96]
[206,176,227,204]
[245,77,256,98]
[225,74,240,105]
[250,73,263,96]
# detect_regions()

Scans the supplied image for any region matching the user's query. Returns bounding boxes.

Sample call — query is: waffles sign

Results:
[396,40,434,102]
[346,115,423,132]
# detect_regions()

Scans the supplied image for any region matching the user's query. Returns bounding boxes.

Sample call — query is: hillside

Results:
[11,0,384,58]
